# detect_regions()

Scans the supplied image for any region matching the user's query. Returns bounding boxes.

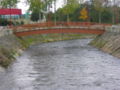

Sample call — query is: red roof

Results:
[0,8,22,15]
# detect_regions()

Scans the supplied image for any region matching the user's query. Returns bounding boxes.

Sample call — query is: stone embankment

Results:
[90,25,120,58]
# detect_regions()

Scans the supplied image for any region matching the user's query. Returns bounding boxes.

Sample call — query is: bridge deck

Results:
[12,22,109,37]
[14,27,105,37]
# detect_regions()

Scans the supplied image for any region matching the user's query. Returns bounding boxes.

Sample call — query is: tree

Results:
[0,0,19,8]
[62,0,80,22]
[28,0,43,11]
[101,9,112,23]
[93,0,109,23]
[31,10,39,21]
[79,7,88,20]
[27,0,54,22]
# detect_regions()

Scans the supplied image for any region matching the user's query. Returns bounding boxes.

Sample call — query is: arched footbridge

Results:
[12,22,111,37]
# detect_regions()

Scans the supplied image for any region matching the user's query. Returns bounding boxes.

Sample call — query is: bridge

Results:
[12,22,111,37]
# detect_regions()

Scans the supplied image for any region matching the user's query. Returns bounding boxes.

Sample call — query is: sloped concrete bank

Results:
[0,35,25,68]
[0,31,95,68]
[90,29,120,58]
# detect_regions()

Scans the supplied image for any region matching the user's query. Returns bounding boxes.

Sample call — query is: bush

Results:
[0,18,13,26]
[21,21,24,25]
[31,11,39,21]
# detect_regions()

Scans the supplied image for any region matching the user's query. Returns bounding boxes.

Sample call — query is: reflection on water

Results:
[0,39,120,90]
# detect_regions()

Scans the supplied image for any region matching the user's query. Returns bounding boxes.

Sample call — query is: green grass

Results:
[20,33,96,47]
[0,47,16,68]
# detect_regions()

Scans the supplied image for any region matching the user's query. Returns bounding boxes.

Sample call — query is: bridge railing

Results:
[13,22,94,28]
[105,25,120,33]
[11,22,112,31]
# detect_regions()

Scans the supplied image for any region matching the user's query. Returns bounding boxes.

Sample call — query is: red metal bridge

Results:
[12,22,111,37]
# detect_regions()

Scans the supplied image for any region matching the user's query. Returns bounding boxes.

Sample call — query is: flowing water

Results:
[0,39,120,90]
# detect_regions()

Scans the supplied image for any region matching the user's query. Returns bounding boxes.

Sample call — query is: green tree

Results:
[27,0,54,21]
[28,0,43,11]
[93,0,109,23]
[0,0,19,8]
[62,0,80,22]
[79,7,88,20]
[53,8,66,21]
[101,9,112,23]
[31,10,39,21]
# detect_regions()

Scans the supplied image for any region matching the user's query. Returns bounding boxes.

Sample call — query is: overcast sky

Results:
[17,0,29,14]
[17,0,64,14]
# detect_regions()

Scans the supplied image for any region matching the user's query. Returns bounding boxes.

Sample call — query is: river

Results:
[0,39,120,90]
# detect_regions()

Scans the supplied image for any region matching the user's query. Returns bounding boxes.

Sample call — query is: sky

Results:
[17,0,64,14]
[17,0,29,14]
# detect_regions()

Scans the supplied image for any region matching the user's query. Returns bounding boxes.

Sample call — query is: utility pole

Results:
[9,1,12,26]
[66,0,69,22]
[112,0,115,24]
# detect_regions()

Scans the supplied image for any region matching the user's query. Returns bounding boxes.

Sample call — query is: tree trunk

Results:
[67,14,70,22]
[112,0,115,24]
[99,11,102,23]
[39,12,41,22]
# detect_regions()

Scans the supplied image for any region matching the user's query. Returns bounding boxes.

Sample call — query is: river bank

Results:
[90,32,120,58]
[0,33,95,68]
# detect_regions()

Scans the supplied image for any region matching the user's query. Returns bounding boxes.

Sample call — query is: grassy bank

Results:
[19,33,96,48]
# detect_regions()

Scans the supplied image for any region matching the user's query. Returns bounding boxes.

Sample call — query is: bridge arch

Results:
[12,22,110,37]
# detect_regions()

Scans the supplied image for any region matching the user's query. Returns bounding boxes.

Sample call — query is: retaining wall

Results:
[0,27,13,37]
[91,25,120,58]
[105,25,120,33]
